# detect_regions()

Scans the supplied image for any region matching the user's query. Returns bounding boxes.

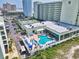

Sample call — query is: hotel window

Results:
[64,33,69,39]
[73,31,77,34]
[0,26,3,30]
[3,41,7,44]
[68,1,71,4]
[77,30,79,33]
[2,36,6,40]
[60,35,63,40]
[1,31,5,35]
[70,32,73,36]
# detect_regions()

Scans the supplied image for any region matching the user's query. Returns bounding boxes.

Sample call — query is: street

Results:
[7,19,23,59]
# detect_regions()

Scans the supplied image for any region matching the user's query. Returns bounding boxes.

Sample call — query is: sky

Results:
[0,0,61,9]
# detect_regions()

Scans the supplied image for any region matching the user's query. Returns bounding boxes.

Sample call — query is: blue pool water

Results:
[39,35,52,45]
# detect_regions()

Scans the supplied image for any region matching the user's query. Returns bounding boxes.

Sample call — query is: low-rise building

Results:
[3,3,16,11]
[3,10,23,20]
[17,20,79,55]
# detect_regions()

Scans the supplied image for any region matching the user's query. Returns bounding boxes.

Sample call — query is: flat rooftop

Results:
[43,21,69,33]
[7,10,23,13]
[18,20,39,25]
[24,22,45,29]
[43,21,79,34]
[23,21,79,34]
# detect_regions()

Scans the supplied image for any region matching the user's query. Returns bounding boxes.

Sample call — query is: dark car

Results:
[11,21,14,23]
[14,28,16,30]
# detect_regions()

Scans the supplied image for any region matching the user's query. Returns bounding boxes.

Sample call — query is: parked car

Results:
[12,24,16,26]
[20,46,27,59]
[11,21,14,23]
[14,28,16,30]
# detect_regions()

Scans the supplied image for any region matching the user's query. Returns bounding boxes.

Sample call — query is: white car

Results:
[20,46,27,59]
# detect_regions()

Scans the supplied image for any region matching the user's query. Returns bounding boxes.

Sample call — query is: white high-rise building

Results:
[0,16,9,59]
[77,11,79,26]
[60,0,79,25]
[34,0,79,26]
[34,1,62,21]
[34,2,41,19]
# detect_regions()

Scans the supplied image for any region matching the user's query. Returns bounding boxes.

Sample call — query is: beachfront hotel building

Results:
[60,0,79,26]
[34,0,79,26]
[34,1,62,21]
[14,0,79,55]
[0,16,9,59]
[3,10,23,20]
[22,0,32,17]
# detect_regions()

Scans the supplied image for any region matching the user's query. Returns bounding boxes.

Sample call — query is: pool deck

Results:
[21,35,57,55]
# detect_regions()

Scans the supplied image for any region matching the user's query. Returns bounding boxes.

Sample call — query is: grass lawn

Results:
[29,37,79,59]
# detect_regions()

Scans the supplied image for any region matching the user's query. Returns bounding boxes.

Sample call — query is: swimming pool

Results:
[39,35,52,45]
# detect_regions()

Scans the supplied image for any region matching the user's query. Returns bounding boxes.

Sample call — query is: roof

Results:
[24,22,45,29]
[37,1,62,5]
[32,23,45,27]
[22,21,79,34]
[43,21,69,33]
[18,20,38,25]
[24,21,69,33]
[24,25,31,29]
[7,10,23,13]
